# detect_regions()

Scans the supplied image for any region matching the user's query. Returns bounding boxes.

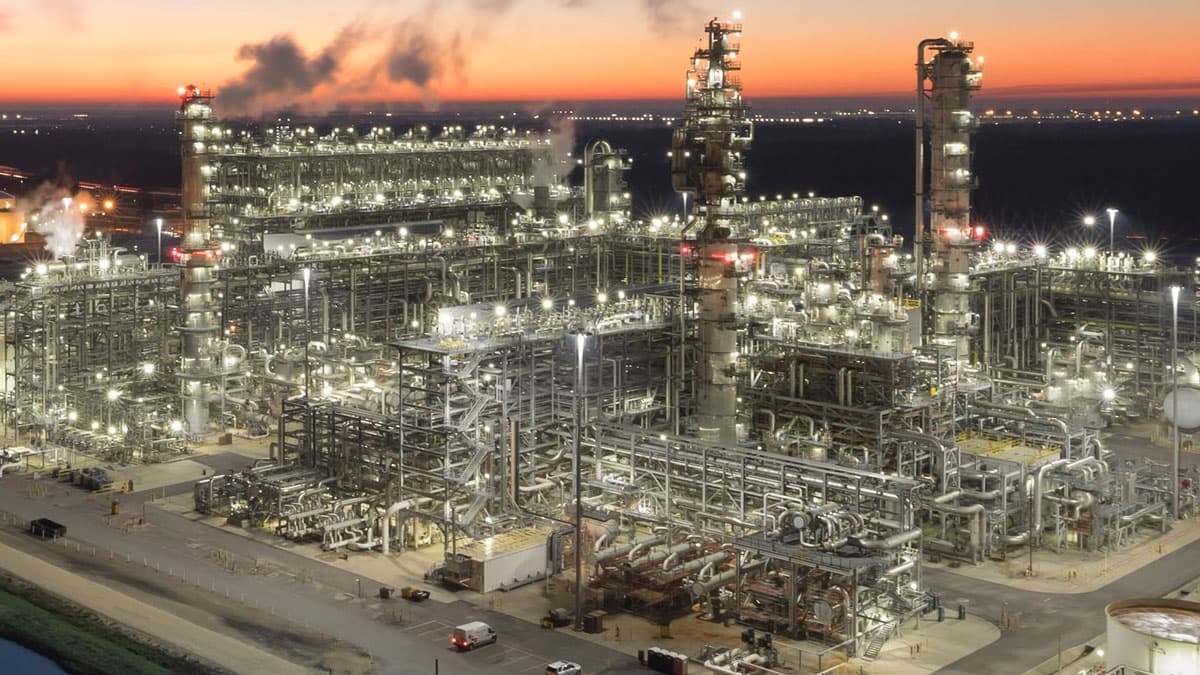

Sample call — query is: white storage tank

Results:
[1106,599,1200,674]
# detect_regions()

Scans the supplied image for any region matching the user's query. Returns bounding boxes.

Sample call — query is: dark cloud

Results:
[219,24,363,115]
[377,22,466,106]
[641,0,698,35]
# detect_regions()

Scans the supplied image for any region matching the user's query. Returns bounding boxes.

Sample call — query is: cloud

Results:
[219,24,364,115]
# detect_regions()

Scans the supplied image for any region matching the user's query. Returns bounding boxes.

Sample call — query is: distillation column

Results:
[916,37,984,359]
[671,17,753,444]
[177,86,219,435]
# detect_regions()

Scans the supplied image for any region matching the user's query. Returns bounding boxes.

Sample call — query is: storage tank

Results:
[1106,599,1200,674]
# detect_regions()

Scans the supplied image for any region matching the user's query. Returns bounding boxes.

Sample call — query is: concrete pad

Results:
[854,613,1001,675]
[928,517,1200,595]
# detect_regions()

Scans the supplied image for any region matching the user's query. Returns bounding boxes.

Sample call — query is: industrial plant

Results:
[2,16,1197,670]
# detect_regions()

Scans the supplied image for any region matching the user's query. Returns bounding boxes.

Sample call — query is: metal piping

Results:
[851,527,921,550]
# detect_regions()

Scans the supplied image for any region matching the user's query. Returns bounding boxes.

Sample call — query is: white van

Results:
[451,621,497,650]
[546,661,582,675]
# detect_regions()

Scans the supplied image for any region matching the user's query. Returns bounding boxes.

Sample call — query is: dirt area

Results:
[0,522,373,674]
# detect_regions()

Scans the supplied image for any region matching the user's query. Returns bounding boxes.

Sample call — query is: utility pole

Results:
[573,332,586,631]
[1027,496,1035,576]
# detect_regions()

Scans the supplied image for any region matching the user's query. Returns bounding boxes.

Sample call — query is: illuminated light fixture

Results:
[597,292,608,304]
[541,298,554,310]
[1143,251,1157,263]
[1033,244,1048,258]
[142,363,155,375]
[1102,388,1116,401]
[1083,215,1096,226]
[106,389,121,401]
[494,304,507,317]
[1083,246,1096,259]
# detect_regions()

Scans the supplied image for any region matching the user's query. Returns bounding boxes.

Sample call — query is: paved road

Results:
[0,473,638,674]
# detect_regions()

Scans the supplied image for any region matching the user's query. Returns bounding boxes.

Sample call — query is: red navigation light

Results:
[742,250,757,262]
[168,246,183,262]
[974,225,986,239]
[680,244,692,255]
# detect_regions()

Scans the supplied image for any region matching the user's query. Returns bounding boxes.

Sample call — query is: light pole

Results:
[1105,207,1118,254]
[572,331,587,631]
[155,218,163,264]
[1171,285,1181,520]
[302,268,312,399]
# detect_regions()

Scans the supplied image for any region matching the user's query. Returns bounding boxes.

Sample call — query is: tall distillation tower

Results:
[671,17,753,444]
[915,36,984,359]
[177,86,219,435]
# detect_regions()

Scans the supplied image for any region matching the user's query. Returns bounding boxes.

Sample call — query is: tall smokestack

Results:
[177,85,219,436]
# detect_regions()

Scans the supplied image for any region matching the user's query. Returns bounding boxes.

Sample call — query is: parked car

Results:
[451,621,497,650]
[546,661,582,675]
[406,589,430,602]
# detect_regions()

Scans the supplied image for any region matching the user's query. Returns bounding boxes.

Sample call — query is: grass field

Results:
[0,574,221,675]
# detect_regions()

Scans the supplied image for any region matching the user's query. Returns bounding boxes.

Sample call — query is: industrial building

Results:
[1,18,1197,660]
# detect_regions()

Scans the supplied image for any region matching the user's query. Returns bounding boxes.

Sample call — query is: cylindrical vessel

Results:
[1106,599,1200,674]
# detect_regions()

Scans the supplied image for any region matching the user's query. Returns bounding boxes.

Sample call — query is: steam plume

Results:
[533,116,576,186]
[19,181,86,259]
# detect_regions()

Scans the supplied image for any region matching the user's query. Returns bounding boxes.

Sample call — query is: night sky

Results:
[0,1,1196,109]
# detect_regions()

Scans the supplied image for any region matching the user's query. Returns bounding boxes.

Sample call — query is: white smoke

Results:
[532,116,576,187]
[18,182,85,258]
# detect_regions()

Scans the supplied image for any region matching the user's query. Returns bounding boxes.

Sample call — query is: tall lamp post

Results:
[572,331,587,631]
[302,268,312,399]
[1170,285,1181,519]
[155,218,164,264]
[1105,207,1118,254]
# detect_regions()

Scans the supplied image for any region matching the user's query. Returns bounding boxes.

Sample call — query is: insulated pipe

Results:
[972,402,1073,459]
[0,460,21,476]
[381,497,431,555]
[1000,531,1029,546]
[649,541,696,567]
[668,549,730,575]
[625,534,669,563]
[852,527,922,550]
[593,519,620,552]
[933,490,963,503]
[1033,458,1071,541]
[1119,501,1165,525]
[690,559,764,597]
[884,558,916,577]
[930,502,986,559]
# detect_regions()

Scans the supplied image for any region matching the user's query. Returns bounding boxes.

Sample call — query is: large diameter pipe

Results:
[1033,459,1071,542]
[852,527,922,550]
[690,559,764,597]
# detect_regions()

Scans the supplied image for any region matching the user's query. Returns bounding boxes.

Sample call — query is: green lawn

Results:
[0,575,219,675]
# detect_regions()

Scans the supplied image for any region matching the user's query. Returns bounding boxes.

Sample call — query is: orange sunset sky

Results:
[0,0,1197,109]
